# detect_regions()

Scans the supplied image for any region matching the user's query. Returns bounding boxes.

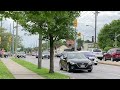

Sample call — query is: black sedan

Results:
[59,52,93,72]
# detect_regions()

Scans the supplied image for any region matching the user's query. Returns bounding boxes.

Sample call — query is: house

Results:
[55,45,68,54]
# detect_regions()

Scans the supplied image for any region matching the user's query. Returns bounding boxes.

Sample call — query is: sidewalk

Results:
[98,60,120,66]
[1,58,44,79]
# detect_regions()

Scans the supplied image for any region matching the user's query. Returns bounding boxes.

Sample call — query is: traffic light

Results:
[77,32,81,36]
[9,36,12,42]
[92,36,94,42]
[73,19,77,27]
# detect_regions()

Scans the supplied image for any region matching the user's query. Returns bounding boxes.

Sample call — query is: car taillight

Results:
[112,53,117,58]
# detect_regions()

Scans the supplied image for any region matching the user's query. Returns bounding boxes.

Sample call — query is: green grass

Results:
[0,60,15,79]
[11,58,70,79]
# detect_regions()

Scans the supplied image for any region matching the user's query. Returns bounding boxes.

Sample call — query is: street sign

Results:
[73,19,77,27]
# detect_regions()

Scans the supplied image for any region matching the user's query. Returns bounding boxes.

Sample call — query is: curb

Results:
[98,61,120,66]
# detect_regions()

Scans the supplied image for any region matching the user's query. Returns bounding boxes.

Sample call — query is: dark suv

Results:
[103,48,120,62]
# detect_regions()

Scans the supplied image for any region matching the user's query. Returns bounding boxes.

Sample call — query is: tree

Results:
[1,11,80,73]
[98,19,120,49]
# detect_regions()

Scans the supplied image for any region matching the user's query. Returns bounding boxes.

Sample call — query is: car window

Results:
[116,49,120,53]
[93,49,101,52]
[67,53,87,59]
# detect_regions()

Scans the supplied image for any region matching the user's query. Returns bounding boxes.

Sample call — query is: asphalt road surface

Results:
[23,55,120,79]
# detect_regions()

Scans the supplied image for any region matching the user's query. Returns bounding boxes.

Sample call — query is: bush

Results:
[104,46,112,52]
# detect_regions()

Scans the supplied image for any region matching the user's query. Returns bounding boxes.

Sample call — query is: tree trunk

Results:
[38,33,42,69]
[49,34,54,73]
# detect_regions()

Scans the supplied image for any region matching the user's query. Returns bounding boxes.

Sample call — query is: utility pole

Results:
[10,23,12,54]
[15,21,18,58]
[12,21,15,55]
[38,33,42,69]
[94,11,99,46]
[73,19,77,51]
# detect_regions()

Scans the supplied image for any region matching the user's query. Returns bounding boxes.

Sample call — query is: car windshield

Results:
[116,49,120,53]
[67,53,87,59]
[82,52,95,56]
[93,49,101,52]
[43,52,49,55]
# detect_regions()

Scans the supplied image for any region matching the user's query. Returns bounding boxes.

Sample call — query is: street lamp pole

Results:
[94,11,99,44]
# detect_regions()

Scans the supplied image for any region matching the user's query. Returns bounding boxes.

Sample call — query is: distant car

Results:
[55,53,63,58]
[36,52,50,59]
[59,52,93,72]
[17,52,26,58]
[103,48,120,62]
[79,51,99,65]
[42,52,50,59]
[91,48,103,60]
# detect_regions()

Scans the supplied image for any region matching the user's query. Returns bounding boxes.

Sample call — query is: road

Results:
[23,55,120,79]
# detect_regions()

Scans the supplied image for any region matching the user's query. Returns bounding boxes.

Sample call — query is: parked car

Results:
[91,48,103,60]
[103,48,120,62]
[79,51,99,65]
[59,52,93,72]
[17,52,26,58]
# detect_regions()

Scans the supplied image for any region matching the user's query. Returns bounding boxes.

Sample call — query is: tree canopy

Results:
[98,19,120,50]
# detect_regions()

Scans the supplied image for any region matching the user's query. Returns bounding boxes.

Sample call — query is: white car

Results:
[78,51,99,65]
[91,48,103,60]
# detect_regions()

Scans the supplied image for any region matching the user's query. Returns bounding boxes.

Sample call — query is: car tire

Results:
[66,64,72,72]
[88,69,92,72]
[59,63,63,70]
[94,63,97,65]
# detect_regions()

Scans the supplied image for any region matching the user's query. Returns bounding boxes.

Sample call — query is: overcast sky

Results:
[2,11,120,48]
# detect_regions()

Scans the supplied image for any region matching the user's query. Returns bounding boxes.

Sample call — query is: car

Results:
[17,52,26,58]
[78,51,99,65]
[103,48,120,62]
[59,51,93,72]
[36,51,50,59]
[91,48,103,60]
[42,52,50,59]
[55,53,63,58]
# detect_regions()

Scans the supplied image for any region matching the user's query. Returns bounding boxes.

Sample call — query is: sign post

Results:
[73,19,77,51]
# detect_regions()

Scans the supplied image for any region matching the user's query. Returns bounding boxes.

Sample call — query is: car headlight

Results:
[70,62,75,65]
[88,61,92,65]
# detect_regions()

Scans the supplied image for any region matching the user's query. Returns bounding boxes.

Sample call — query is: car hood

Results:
[68,59,90,63]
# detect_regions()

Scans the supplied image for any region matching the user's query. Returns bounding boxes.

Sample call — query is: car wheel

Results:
[66,64,72,72]
[94,63,97,65]
[59,63,63,70]
[88,69,92,72]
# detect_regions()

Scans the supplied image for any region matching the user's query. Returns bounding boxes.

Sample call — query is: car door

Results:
[105,50,112,59]
[61,53,67,69]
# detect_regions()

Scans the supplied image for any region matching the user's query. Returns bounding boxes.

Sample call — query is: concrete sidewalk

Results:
[1,58,44,79]
[98,60,120,66]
